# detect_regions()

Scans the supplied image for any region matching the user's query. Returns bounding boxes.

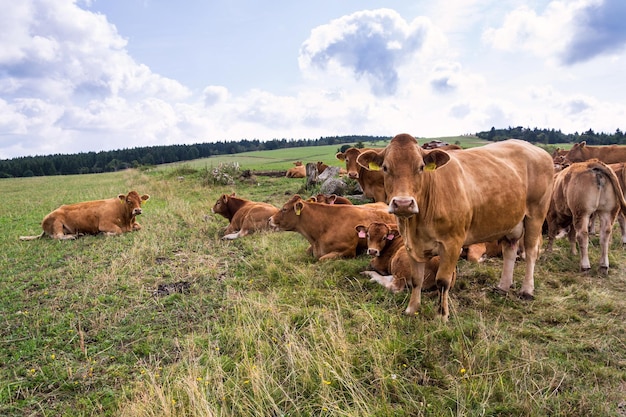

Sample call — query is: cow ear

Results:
[294,201,304,216]
[357,150,384,171]
[328,194,337,204]
[423,150,450,171]
[335,152,346,161]
[141,194,150,203]
[355,225,367,238]
[387,229,400,240]
[118,194,126,203]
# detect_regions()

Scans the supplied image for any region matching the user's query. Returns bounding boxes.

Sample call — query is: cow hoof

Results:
[518,292,535,301]
[599,266,609,275]
[580,267,591,274]
[491,286,508,296]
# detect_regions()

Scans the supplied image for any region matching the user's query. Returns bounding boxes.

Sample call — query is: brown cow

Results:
[268,195,395,260]
[336,147,386,202]
[357,134,554,321]
[565,141,626,164]
[316,161,329,174]
[609,162,626,244]
[307,194,353,205]
[285,161,306,178]
[355,222,445,293]
[211,193,279,240]
[19,191,150,240]
[546,159,626,273]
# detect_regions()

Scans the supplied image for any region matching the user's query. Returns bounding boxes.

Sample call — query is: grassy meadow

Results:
[1,140,625,416]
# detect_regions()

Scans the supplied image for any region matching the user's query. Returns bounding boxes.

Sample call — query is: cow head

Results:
[336,148,364,179]
[356,222,400,257]
[357,134,451,217]
[119,191,150,216]
[211,193,236,217]
[269,195,305,231]
[564,141,586,164]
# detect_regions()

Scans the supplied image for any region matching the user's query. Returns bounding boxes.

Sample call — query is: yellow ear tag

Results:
[295,207,301,216]
[368,162,381,171]
[424,162,437,172]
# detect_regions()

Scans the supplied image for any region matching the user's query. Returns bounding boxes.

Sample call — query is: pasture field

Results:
[1,147,625,416]
[161,135,485,172]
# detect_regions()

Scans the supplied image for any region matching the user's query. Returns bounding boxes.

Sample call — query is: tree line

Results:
[2,127,625,178]
[477,126,626,145]
[0,135,387,178]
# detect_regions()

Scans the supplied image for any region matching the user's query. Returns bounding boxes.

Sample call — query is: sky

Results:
[1,0,626,159]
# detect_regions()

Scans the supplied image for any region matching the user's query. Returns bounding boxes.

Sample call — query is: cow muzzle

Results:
[388,196,419,217]
[348,171,359,179]
[133,208,143,215]
[367,248,380,257]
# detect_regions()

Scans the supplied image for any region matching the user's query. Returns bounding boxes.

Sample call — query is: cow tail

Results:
[19,231,45,241]
[592,162,626,213]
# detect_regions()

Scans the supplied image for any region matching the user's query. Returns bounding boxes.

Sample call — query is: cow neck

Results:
[225,196,248,221]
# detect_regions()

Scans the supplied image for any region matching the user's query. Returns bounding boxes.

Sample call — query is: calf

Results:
[268,195,395,260]
[546,159,626,273]
[211,193,279,239]
[20,191,150,240]
[356,222,446,293]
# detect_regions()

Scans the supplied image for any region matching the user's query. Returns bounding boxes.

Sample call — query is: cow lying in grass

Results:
[356,222,447,293]
[269,195,395,260]
[20,191,150,240]
[211,193,279,240]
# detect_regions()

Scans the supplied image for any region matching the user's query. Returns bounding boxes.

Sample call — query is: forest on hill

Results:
[1,126,625,178]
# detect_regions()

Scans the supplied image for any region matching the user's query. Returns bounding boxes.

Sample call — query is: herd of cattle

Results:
[19,135,626,321]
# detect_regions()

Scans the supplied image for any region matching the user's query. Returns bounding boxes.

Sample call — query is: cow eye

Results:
[382,164,388,173]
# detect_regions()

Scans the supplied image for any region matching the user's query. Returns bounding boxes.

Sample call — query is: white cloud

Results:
[299,8,444,96]
[483,0,626,65]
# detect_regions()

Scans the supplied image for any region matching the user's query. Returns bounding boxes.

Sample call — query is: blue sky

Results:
[1,0,626,159]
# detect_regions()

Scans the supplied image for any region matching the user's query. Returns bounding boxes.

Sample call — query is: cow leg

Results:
[405,260,425,316]
[617,212,626,244]
[223,229,247,240]
[597,212,614,274]
[574,215,591,272]
[49,220,77,240]
[361,271,395,290]
[496,239,518,294]
[432,252,460,322]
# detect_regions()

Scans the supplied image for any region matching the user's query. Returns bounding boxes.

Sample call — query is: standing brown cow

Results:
[357,134,554,321]
[20,191,150,240]
[546,159,626,273]
[565,141,626,164]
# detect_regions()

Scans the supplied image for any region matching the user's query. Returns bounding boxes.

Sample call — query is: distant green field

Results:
[159,136,489,172]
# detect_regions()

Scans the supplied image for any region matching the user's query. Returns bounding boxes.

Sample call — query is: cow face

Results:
[356,222,399,257]
[212,194,231,216]
[357,134,450,217]
[336,148,363,179]
[269,195,304,231]
[119,191,150,216]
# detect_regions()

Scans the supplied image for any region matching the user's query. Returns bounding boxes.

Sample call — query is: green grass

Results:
[1,145,625,417]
